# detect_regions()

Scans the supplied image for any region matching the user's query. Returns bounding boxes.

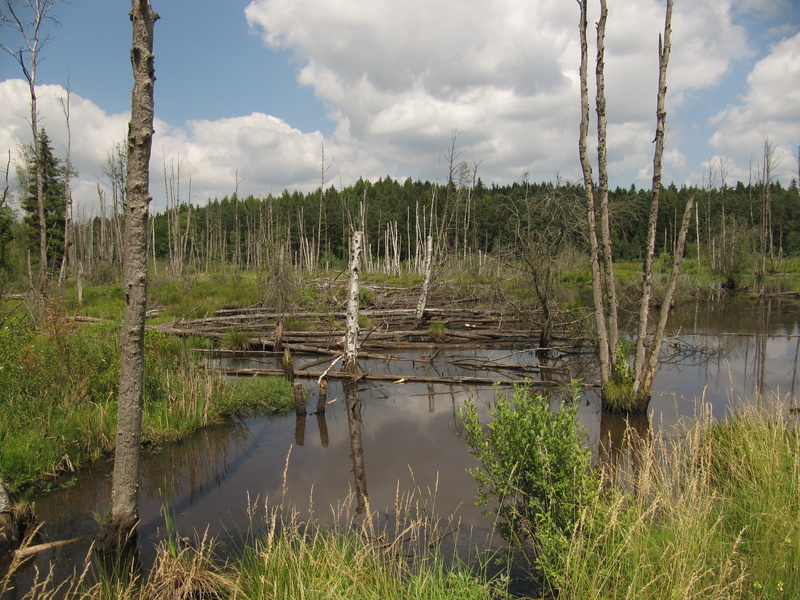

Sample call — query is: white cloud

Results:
[0,80,363,212]
[709,32,800,183]
[0,79,130,211]
[3,0,795,216]
[245,0,771,187]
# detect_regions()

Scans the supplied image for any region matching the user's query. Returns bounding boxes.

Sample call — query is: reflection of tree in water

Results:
[659,337,725,367]
[139,418,253,507]
[753,298,771,406]
[295,414,307,446]
[343,380,369,514]
[598,410,651,491]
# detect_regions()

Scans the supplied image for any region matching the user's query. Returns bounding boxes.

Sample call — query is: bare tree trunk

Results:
[632,0,673,395]
[100,0,157,553]
[594,0,620,358]
[577,0,611,383]
[343,230,363,373]
[414,234,435,329]
[57,84,73,289]
[635,194,695,406]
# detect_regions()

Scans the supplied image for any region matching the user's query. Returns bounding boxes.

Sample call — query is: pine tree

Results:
[21,129,69,270]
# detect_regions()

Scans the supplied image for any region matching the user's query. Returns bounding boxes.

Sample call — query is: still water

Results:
[8,297,800,590]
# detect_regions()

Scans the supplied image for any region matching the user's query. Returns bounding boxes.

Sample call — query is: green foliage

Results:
[0,311,293,492]
[225,376,294,413]
[0,315,119,490]
[459,383,594,556]
[602,348,636,413]
[601,378,637,413]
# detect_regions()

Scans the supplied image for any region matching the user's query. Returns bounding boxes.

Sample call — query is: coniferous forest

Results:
[3,132,799,289]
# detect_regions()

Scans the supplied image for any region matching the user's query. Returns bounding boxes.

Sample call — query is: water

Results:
[6,297,800,592]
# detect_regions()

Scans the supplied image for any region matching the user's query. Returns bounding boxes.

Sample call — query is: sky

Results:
[1,0,799,213]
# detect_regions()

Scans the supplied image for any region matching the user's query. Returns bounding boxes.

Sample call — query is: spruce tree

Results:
[21,129,68,270]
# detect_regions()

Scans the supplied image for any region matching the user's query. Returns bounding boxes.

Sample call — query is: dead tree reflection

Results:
[316,412,329,448]
[343,380,369,514]
[598,409,651,492]
[294,413,306,446]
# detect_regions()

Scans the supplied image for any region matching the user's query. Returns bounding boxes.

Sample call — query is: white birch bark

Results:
[344,230,364,372]
[414,234,435,328]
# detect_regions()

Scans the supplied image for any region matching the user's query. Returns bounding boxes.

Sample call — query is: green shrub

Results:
[459,383,594,554]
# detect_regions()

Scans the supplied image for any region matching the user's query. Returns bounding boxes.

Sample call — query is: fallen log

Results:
[211,367,546,386]
[12,537,80,559]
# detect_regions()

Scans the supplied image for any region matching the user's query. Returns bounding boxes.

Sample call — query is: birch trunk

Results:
[100,0,157,552]
[344,230,363,373]
[414,234,435,329]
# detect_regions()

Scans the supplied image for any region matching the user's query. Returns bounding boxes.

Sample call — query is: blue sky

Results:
[1,0,799,211]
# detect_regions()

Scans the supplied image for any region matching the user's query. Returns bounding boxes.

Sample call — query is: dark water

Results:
[6,297,800,592]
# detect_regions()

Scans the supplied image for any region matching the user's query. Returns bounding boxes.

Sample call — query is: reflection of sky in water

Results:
[16,298,800,588]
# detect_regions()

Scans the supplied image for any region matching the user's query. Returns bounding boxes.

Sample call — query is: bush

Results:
[459,383,594,555]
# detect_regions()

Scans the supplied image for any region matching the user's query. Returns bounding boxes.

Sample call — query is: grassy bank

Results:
[0,304,293,494]
[3,483,513,600]
[538,402,800,599]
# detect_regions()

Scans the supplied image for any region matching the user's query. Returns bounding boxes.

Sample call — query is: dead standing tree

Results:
[1,0,61,294]
[343,230,364,373]
[578,0,693,413]
[99,0,158,553]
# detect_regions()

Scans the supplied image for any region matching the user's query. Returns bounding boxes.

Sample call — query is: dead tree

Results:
[579,0,690,413]
[631,0,674,404]
[578,0,613,383]
[57,84,74,289]
[1,0,61,293]
[343,230,364,373]
[99,0,158,553]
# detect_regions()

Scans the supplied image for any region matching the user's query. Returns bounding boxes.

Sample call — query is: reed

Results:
[1,489,509,600]
[0,317,292,493]
[542,401,799,599]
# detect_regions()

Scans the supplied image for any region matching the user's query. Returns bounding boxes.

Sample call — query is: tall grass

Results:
[542,402,799,599]
[0,312,293,493]
[2,490,509,600]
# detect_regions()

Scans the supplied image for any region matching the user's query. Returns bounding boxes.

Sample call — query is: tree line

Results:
[2,132,799,287]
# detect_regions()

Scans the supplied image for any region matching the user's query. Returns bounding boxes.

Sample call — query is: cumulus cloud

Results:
[2,0,794,215]
[245,0,767,187]
[0,80,361,212]
[709,32,800,183]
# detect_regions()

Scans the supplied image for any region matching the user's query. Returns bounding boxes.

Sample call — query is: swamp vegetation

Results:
[1,261,800,599]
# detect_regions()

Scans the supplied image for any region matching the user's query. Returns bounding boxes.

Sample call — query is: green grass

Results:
[541,402,800,599]
[0,315,293,494]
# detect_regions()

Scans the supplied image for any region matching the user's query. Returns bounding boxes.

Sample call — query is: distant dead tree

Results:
[1,0,62,293]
